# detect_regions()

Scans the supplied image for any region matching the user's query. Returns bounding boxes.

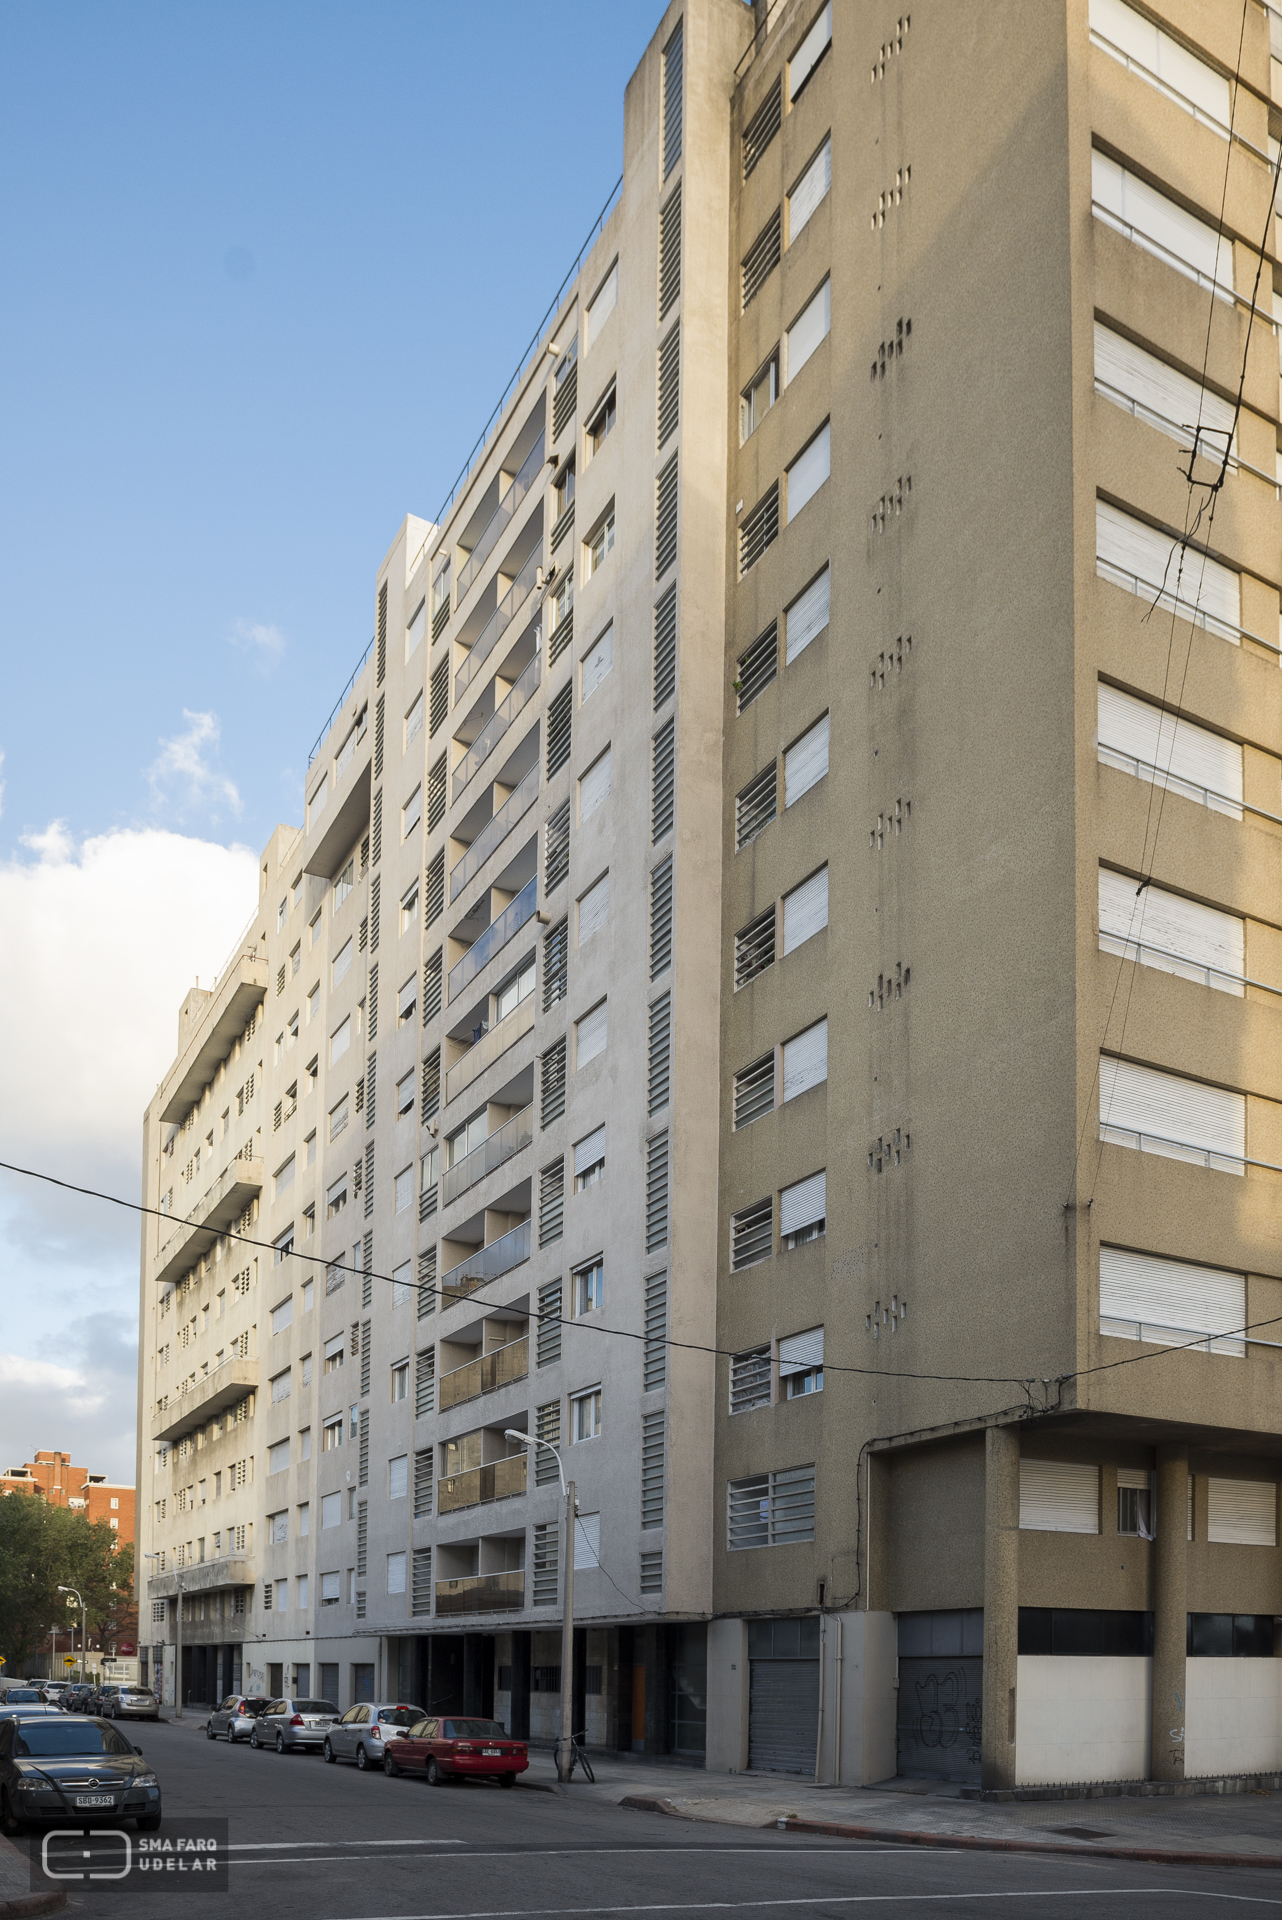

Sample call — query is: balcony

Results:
[146,1555,255,1602]
[151,1356,258,1443]
[451,765,541,903]
[439,1219,531,1304]
[448,877,538,1004]
[452,655,541,804]
[455,547,542,702]
[456,433,546,602]
[151,1156,265,1291]
[443,1107,534,1207]
[435,1570,525,1617]
[438,1452,528,1515]
[438,1335,530,1413]
[445,996,535,1106]
[159,955,268,1124]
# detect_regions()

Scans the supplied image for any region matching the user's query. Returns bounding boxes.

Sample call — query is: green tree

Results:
[0,1498,135,1672]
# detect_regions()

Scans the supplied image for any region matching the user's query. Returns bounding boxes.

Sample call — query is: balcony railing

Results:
[435,1570,526,1617]
[448,876,538,1002]
[443,1107,535,1208]
[445,996,536,1107]
[452,654,541,802]
[455,547,543,702]
[450,765,540,904]
[151,1356,258,1443]
[438,1334,530,1412]
[457,434,546,603]
[438,1451,528,1514]
[439,1220,531,1303]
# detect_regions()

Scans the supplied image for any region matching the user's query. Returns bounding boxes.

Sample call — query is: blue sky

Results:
[0,0,662,1481]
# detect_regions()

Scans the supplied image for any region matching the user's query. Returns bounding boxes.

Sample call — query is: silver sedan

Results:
[206,1695,270,1743]
[322,1702,423,1771]
[250,1699,338,1753]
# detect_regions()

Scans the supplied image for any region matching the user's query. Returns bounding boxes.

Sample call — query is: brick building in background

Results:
[1,1451,136,1548]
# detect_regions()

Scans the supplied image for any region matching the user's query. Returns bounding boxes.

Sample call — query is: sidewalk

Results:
[0,1833,62,1917]
[518,1749,1282,1868]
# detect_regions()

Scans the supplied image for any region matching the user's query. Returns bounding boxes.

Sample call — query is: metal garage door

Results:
[895,1656,982,1785]
[748,1658,819,1774]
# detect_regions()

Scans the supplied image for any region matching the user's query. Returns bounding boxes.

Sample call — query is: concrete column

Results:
[1150,1443,1188,1783]
[981,1424,1020,1791]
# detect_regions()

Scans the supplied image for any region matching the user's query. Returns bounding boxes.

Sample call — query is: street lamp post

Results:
[144,1553,183,1719]
[506,1429,576,1784]
[56,1588,87,1687]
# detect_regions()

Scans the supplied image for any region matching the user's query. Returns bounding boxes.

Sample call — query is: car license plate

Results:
[482,1748,501,1757]
[75,1794,115,1808]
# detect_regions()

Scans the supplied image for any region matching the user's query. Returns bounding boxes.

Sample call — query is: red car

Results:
[383,1716,528,1787]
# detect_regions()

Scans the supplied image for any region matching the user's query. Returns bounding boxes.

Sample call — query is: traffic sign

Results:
[64,1655,76,1668]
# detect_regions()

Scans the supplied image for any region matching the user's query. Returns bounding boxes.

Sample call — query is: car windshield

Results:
[15,1723,134,1757]
[122,1690,152,1699]
[442,1719,509,1739]
[377,1707,422,1727]
[294,1702,338,1716]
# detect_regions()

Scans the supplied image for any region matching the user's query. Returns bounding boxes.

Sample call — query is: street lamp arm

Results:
[503,1428,567,1500]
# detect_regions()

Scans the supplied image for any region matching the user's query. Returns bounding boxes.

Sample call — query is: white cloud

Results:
[0,825,258,1484]
[229,618,286,660]
[147,710,241,820]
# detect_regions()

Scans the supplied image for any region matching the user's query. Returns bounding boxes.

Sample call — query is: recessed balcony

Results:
[151,1356,259,1443]
[442,1105,534,1207]
[439,1218,531,1305]
[151,1155,264,1290]
[452,654,541,804]
[435,1570,525,1617]
[448,876,538,1004]
[438,1333,530,1412]
[438,1451,528,1515]
[456,431,546,604]
[455,544,543,702]
[450,765,540,904]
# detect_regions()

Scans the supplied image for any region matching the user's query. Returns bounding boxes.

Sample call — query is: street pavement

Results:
[8,1715,1282,1919]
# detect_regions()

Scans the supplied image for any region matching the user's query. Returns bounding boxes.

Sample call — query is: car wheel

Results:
[426,1758,447,1787]
[226,1726,236,1742]
[250,1728,260,1748]
[136,1812,162,1833]
[206,1721,217,1740]
[499,1773,516,1789]
[323,1739,335,1764]
[356,1745,369,1771]
[384,1750,400,1777]
[275,1732,285,1754]
[1,1791,26,1836]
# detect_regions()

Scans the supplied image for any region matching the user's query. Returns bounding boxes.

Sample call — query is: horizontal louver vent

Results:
[657,322,680,449]
[655,453,679,579]
[739,484,779,575]
[742,209,782,310]
[659,182,682,321]
[653,583,677,709]
[737,623,778,712]
[743,78,782,178]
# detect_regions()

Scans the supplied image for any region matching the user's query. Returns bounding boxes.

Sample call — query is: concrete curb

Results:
[619,1794,693,1819]
[780,1814,1282,1870]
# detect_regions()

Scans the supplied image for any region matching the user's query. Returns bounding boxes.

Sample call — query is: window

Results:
[740,354,778,442]
[585,508,615,580]
[586,260,618,347]
[273,1228,295,1268]
[732,1197,774,1270]
[1091,150,1233,295]
[571,1387,602,1442]
[271,1297,294,1337]
[277,895,288,931]
[579,748,611,822]
[404,601,425,664]
[789,136,831,241]
[738,483,779,574]
[788,1,831,99]
[332,939,353,990]
[334,859,354,910]
[1091,0,1231,125]
[270,1368,291,1405]
[786,278,830,384]
[1100,1245,1246,1354]
[730,1346,772,1415]
[387,1551,407,1595]
[495,958,534,1022]
[1098,868,1244,995]
[290,943,301,979]
[400,883,418,935]
[781,1170,825,1248]
[1096,500,1238,639]
[728,1465,815,1548]
[735,906,776,987]
[577,874,609,945]
[1020,1460,1100,1534]
[268,1439,290,1475]
[736,764,777,849]
[330,1018,351,1066]
[1097,683,1243,820]
[576,1001,607,1067]
[326,1170,348,1215]
[786,567,830,663]
[737,622,777,713]
[783,1019,828,1101]
[734,1053,775,1129]
[780,1326,824,1398]
[743,77,781,178]
[554,459,576,523]
[787,423,831,519]
[324,1333,345,1375]
[308,985,319,1023]
[1099,1055,1245,1172]
[581,624,613,700]
[394,1165,414,1213]
[586,383,616,459]
[784,714,829,805]
[309,775,328,826]
[396,1070,415,1117]
[574,1127,606,1191]
[783,867,828,953]
[1208,1478,1276,1546]
[573,1259,604,1315]
[405,692,423,748]
[1093,322,1235,464]
[1117,1468,1153,1539]
[323,1416,343,1451]
[269,1510,288,1544]
[402,786,422,839]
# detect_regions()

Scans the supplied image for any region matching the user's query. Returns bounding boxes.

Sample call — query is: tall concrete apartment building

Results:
[139,0,1282,1788]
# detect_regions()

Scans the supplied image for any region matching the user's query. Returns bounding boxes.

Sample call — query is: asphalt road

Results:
[27,1720,1282,1920]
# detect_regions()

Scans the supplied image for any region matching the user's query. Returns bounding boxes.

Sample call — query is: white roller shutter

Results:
[789,1,832,100]
[576,1000,607,1066]
[1090,0,1232,126]
[782,868,829,953]
[1092,151,1234,288]
[1097,683,1243,818]
[780,1170,825,1236]
[789,138,831,241]
[782,1019,828,1101]
[1099,1244,1245,1352]
[779,1326,824,1375]
[1098,868,1244,994]
[1094,323,1236,457]
[786,423,831,518]
[785,567,830,662]
[578,873,610,944]
[574,1126,606,1178]
[1207,1478,1276,1546]
[1096,500,1239,638]
[786,281,830,386]
[581,624,613,698]
[1019,1458,1100,1533]
[579,749,611,821]
[785,714,829,804]
[574,1511,601,1569]
[1099,1056,1245,1170]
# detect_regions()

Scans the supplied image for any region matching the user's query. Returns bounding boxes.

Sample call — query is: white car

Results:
[322,1702,424,1770]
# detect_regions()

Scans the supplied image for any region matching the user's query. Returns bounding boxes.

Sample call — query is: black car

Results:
[62,1686,96,1713]
[0,1715,161,1834]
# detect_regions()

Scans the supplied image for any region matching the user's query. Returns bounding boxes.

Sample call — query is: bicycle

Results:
[565,1731,595,1783]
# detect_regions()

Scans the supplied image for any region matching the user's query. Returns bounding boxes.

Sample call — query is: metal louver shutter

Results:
[780,1170,825,1237]
[655,454,679,579]
[782,868,828,953]
[645,1131,670,1252]
[430,656,448,735]
[743,77,781,178]
[648,992,671,1113]
[1019,1459,1099,1533]
[1091,0,1231,120]
[785,568,830,662]
[1099,1055,1245,1169]
[741,210,782,311]
[374,693,385,777]
[749,1659,820,1774]
[1207,1478,1276,1545]
[782,1020,827,1101]
[657,322,680,448]
[650,856,673,979]
[789,0,832,99]
[1093,322,1236,454]
[641,1409,665,1527]
[1098,868,1244,993]
[784,714,829,805]
[659,183,682,321]
[546,684,572,777]
[653,584,677,707]
[1095,500,1239,637]
[1099,1245,1245,1352]
[1097,683,1242,817]
[376,583,387,684]
[661,17,683,177]
[778,1326,824,1375]
[652,718,676,841]
[577,874,609,943]
[644,1273,667,1390]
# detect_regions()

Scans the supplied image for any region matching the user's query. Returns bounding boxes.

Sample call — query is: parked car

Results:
[250,1698,339,1753]
[0,1690,42,1709]
[207,1695,270,1742]
[383,1716,528,1787]
[40,1683,72,1705]
[0,1713,161,1834]
[61,1685,95,1712]
[101,1686,160,1722]
[0,1704,60,1725]
[322,1702,423,1771]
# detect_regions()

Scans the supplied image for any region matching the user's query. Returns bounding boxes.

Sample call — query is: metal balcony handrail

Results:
[454,546,543,703]
[1098,930,1282,998]
[1098,1120,1282,1175]
[457,433,547,603]
[447,876,538,1001]
[1091,202,1277,334]
[438,1219,531,1300]
[452,654,542,802]
[307,636,375,769]
[1089,30,1270,162]
[437,1452,528,1513]
[450,765,541,903]
[442,1107,535,1207]
[1093,378,1279,499]
[437,1333,530,1411]
[1096,556,1281,657]
[434,1570,526,1616]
